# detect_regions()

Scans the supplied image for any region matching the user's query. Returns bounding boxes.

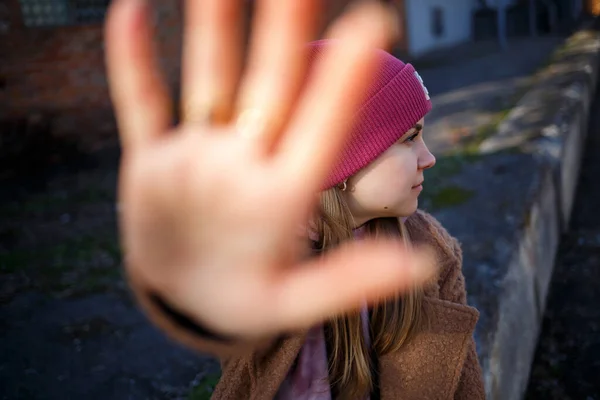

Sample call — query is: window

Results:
[19,0,110,27]
[72,0,111,23]
[0,2,10,32]
[431,6,444,38]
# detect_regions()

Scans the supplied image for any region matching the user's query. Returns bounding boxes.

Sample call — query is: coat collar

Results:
[252,297,478,400]
[379,297,479,399]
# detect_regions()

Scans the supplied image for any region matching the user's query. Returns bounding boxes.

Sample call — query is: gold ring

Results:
[182,101,217,126]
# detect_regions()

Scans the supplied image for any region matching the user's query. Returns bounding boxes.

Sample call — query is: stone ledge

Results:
[429,20,600,400]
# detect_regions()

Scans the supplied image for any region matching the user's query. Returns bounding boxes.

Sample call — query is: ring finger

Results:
[235,0,321,154]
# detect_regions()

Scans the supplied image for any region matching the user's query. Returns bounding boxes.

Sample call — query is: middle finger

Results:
[235,0,321,153]
[181,0,243,125]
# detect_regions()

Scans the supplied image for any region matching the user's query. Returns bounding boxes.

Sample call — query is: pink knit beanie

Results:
[307,40,432,189]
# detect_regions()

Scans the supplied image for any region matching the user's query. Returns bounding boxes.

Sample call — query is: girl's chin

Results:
[391,202,418,218]
[403,200,419,216]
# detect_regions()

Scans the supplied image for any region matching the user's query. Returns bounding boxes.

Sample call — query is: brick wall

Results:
[0,0,182,151]
[0,0,405,152]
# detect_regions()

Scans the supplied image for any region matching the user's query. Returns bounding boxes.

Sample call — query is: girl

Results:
[105,0,484,398]
[209,41,484,400]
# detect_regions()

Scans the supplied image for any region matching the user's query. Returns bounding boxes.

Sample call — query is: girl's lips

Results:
[412,184,423,192]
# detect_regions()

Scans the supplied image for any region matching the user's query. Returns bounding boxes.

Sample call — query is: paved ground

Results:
[0,146,220,400]
[525,76,600,399]
[0,35,567,399]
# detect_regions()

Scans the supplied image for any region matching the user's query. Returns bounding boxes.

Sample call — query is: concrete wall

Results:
[405,0,477,56]
[478,24,600,399]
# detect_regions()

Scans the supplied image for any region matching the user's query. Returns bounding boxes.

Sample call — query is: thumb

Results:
[270,239,438,332]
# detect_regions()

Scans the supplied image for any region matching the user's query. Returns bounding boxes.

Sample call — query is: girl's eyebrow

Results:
[403,123,423,137]
[399,123,424,141]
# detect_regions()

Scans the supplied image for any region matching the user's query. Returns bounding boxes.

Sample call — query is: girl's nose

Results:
[418,144,436,170]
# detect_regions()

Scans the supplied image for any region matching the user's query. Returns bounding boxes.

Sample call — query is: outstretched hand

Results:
[104,0,435,343]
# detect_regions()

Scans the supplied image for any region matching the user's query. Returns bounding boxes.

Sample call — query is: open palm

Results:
[104,0,434,347]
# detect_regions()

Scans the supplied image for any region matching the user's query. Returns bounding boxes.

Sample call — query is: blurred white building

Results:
[403,0,482,56]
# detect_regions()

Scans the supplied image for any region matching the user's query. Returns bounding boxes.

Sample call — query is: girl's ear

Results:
[307,225,319,242]
[295,222,318,262]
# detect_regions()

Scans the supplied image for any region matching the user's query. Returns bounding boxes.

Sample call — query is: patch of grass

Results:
[73,187,115,203]
[429,186,475,210]
[424,152,482,185]
[0,226,20,245]
[189,373,221,400]
[69,235,121,261]
[0,187,115,218]
[0,249,35,274]
[0,235,120,272]
[0,193,68,216]
[75,265,123,294]
[0,234,122,297]
[421,155,480,211]
[460,108,514,154]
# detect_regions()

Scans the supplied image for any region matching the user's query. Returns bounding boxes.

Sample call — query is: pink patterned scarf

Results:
[276,226,372,400]
[275,306,372,400]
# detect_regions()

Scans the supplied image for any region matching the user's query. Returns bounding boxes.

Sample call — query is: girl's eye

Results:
[404,132,420,143]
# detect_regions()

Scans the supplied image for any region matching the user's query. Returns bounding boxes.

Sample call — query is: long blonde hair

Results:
[312,187,425,399]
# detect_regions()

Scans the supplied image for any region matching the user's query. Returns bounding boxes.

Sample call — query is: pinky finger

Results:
[105,0,172,153]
